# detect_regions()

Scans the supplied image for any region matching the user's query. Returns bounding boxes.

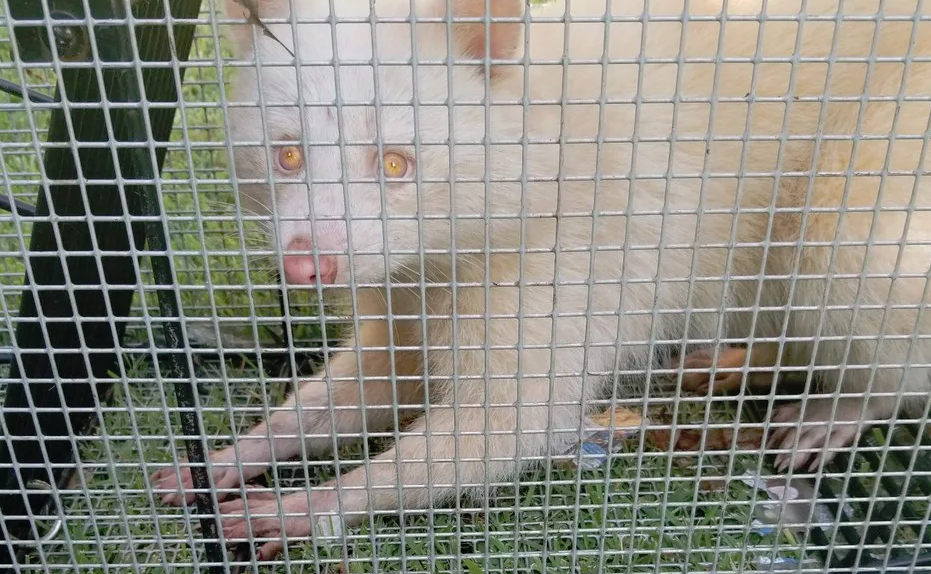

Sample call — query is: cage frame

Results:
[1,0,931,572]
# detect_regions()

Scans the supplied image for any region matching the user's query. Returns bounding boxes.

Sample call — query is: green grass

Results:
[50,369,792,574]
[0,11,813,574]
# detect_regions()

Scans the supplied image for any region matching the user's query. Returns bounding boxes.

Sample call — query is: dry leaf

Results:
[232,0,296,58]
[646,429,673,451]
[589,406,642,430]
[734,428,766,450]
[645,427,765,453]
[699,476,728,492]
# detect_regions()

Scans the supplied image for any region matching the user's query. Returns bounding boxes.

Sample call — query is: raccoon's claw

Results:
[673,346,749,395]
[219,483,344,560]
[151,454,243,506]
[767,399,866,472]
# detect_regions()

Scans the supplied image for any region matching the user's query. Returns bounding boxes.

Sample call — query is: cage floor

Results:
[1,354,808,573]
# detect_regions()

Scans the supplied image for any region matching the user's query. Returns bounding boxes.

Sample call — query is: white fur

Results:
[153,0,931,555]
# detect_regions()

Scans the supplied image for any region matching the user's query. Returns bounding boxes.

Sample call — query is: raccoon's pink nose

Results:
[283,237,337,285]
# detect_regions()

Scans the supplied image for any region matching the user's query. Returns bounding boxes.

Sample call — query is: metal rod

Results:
[0,78,55,105]
[0,196,37,217]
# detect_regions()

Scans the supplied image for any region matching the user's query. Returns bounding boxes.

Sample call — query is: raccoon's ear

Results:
[222,0,293,57]
[443,0,524,77]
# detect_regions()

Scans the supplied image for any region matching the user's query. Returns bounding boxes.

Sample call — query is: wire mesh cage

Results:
[2,0,931,572]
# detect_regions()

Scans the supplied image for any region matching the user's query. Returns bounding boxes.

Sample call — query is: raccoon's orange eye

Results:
[382,152,410,179]
[278,146,304,172]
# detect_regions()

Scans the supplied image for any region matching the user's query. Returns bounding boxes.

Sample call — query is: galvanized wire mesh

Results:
[1,0,931,572]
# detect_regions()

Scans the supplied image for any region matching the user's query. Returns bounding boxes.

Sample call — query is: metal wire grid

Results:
[0,0,931,572]
[0,11,296,365]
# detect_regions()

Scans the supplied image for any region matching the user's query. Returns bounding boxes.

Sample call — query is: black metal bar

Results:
[852,553,931,574]
[0,0,212,569]
[141,179,228,572]
[110,2,225,568]
[0,77,55,104]
[808,474,856,568]
[891,429,931,498]
[0,196,37,217]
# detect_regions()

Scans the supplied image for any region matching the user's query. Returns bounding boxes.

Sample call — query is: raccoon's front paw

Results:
[151,452,245,506]
[219,484,344,560]
[766,398,867,472]
[672,346,749,395]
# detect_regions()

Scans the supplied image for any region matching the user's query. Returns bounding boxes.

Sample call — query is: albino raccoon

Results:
[152,0,931,558]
